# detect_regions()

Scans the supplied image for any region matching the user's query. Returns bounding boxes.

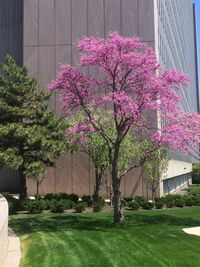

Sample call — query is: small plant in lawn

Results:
[128,201,140,211]
[74,202,86,213]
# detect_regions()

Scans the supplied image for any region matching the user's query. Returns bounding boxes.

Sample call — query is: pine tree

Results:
[0,55,68,199]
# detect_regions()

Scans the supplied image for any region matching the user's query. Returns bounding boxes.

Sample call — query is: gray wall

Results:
[0,0,23,65]
[23,0,155,197]
[0,0,23,193]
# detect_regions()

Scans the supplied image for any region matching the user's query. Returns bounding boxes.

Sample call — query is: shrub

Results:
[165,200,175,208]
[141,201,154,210]
[61,199,74,210]
[134,196,145,206]
[123,197,133,203]
[1,192,14,201]
[82,195,93,207]
[58,193,69,199]
[44,193,54,200]
[18,199,32,211]
[93,199,104,212]
[68,193,79,203]
[128,201,140,211]
[183,196,193,207]
[74,202,86,213]
[191,196,200,206]
[188,186,200,196]
[155,201,164,209]
[51,200,65,213]
[8,199,19,214]
[28,200,45,214]
[175,198,184,208]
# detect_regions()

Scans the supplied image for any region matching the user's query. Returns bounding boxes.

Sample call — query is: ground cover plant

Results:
[9,207,200,267]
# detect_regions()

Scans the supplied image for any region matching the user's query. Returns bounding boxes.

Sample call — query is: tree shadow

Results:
[9,211,200,237]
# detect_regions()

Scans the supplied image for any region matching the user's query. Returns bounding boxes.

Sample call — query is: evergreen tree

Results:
[0,55,68,199]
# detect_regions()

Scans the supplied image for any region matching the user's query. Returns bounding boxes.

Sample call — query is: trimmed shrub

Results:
[68,193,79,203]
[82,195,93,207]
[51,200,65,213]
[58,193,69,199]
[175,198,184,208]
[61,199,74,210]
[134,196,145,206]
[44,193,54,200]
[28,200,45,214]
[183,196,193,207]
[18,199,32,211]
[123,197,133,203]
[8,199,19,214]
[1,192,14,201]
[74,202,86,213]
[155,201,164,209]
[93,199,104,212]
[141,201,154,210]
[128,201,140,211]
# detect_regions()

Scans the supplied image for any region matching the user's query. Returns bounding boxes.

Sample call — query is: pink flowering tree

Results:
[49,32,200,223]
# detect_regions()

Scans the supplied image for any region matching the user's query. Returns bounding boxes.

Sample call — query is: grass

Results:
[9,207,200,267]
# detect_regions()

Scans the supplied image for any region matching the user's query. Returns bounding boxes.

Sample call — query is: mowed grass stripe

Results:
[9,207,200,267]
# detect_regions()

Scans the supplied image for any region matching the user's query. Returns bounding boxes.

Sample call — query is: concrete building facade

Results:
[0,0,199,199]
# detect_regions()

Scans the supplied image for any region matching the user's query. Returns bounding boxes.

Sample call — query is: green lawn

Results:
[9,207,200,267]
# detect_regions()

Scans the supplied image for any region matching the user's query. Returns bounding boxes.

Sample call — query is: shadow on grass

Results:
[9,211,200,236]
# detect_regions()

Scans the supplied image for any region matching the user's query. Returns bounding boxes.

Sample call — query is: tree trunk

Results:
[112,169,124,223]
[93,172,102,202]
[19,168,27,199]
[36,180,39,197]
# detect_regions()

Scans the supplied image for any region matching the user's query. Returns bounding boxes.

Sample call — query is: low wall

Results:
[0,194,8,267]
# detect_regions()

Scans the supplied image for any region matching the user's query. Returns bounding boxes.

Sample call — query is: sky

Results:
[193,0,200,91]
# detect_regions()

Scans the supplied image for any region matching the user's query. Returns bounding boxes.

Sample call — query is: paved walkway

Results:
[4,228,21,267]
[182,227,200,237]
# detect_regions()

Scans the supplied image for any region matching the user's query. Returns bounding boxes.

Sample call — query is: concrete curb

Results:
[182,226,200,237]
[5,228,21,267]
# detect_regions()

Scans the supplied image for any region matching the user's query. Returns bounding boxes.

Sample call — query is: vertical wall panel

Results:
[73,153,90,196]
[54,154,72,193]
[105,0,121,36]
[55,0,71,45]
[88,0,104,37]
[24,47,39,78]
[24,0,39,46]
[39,0,55,45]
[138,0,154,41]
[122,0,138,37]
[72,0,87,43]
[55,45,71,115]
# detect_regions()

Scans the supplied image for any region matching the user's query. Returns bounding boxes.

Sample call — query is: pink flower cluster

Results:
[49,32,200,153]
